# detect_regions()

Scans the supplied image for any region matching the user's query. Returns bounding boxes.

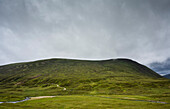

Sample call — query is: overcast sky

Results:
[150,58,170,75]
[0,0,170,66]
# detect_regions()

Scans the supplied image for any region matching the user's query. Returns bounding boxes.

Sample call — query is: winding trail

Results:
[56,84,66,90]
[0,97,30,104]
[0,96,56,104]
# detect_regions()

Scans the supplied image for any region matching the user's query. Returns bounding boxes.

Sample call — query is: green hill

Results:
[0,58,161,85]
[0,58,169,101]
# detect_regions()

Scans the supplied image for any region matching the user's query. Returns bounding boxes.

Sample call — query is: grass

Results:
[0,78,169,102]
[0,95,170,109]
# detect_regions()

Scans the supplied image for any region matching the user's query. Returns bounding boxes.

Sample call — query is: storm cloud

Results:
[0,0,170,65]
[150,58,170,75]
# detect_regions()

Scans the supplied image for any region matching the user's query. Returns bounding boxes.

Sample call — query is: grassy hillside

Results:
[0,58,169,102]
[0,58,161,84]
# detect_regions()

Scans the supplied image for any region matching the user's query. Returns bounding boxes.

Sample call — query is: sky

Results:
[0,0,170,66]
[150,58,170,75]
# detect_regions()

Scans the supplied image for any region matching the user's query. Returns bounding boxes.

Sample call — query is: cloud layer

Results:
[0,0,170,65]
[150,58,170,75]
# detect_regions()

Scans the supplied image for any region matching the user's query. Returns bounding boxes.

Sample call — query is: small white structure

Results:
[57,85,59,87]
[63,88,66,91]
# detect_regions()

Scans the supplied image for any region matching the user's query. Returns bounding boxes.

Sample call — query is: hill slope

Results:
[0,58,161,85]
[1,58,170,102]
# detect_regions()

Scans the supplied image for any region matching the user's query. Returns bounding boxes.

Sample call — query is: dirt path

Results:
[30,96,56,100]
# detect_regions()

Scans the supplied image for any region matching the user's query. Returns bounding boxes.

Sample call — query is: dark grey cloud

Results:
[150,58,170,75]
[0,0,170,65]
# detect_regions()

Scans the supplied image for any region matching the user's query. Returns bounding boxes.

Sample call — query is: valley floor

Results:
[0,95,170,109]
